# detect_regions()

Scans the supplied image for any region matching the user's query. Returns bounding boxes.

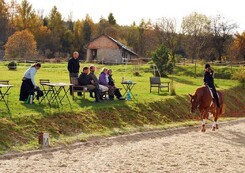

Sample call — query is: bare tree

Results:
[156,17,179,64]
[181,12,211,63]
[211,15,237,62]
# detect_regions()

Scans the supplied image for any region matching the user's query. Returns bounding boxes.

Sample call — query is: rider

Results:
[203,64,220,108]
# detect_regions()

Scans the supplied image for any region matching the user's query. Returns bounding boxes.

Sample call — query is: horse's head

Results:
[189,94,199,113]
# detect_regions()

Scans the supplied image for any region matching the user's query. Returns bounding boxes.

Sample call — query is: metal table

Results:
[121,82,136,99]
[40,82,72,108]
[0,84,13,112]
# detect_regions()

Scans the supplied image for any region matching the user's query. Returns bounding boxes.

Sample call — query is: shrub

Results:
[133,71,141,76]
[232,67,245,83]
[8,61,17,70]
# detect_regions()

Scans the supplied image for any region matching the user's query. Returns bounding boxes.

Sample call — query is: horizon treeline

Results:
[1,0,245,62]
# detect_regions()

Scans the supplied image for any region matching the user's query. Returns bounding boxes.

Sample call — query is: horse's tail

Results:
[218,91,225,115]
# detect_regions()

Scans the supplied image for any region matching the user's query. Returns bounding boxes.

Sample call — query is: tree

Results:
[211,15,237,61]
[152,44,172,77]
[47,6,65,55]
[232,32,245,61]
[124,23,139,53]
[73,19,83,52]
[95,17,110,36]
[61,29,74,54]
[0,0,9,44]
[156,17,180,64]
[82,18,92,45]
[4,29,37,59]
[108,12,116,25]
[138,19,146,56]
[181,12,211,62]
[34,26,51,54]
[14,0,42,31]
[8,0,18,34]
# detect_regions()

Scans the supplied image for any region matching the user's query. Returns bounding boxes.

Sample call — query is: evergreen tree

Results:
[152,45,173,77]
[108,12,116,25]
[82,19,92,44]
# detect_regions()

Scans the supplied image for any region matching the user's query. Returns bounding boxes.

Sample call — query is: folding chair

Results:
[39,79,54,103]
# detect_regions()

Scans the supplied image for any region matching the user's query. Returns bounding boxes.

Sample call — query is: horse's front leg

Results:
[200,110,207,132]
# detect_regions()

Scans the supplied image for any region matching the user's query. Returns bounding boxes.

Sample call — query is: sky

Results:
[8,0,245,33]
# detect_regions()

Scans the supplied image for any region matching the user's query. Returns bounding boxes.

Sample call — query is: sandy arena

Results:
[0,118,244,173]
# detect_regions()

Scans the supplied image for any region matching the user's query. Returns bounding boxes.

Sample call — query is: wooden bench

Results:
[70,77,88,100]
[150,77,170,93]
[70,77,111,100]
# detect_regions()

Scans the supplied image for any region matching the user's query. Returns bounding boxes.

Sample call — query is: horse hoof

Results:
[216,125,219,129]
[201,128,206,132]
[212,127,215,131]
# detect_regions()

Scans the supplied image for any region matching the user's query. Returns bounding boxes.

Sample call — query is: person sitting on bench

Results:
[88,65,108,100]
[78,67,101,102]
[99,67,115,100]
[107,69,125,100]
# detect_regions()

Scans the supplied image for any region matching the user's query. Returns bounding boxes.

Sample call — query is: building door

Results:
[91,49,97,60]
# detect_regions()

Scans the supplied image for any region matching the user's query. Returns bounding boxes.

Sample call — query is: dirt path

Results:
[0,119,245,173]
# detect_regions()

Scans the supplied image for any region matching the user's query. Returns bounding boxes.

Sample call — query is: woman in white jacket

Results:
[19,62,41,101]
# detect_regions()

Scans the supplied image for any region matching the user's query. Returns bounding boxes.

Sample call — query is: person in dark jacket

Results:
[19,63,41,102]
[67,51,81,96]
[204,64,220,107]
[107,69,125,100]
[78,67,101,102]
[88,65,108,99]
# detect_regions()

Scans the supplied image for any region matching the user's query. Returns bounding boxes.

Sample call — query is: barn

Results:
[86,34,138,64]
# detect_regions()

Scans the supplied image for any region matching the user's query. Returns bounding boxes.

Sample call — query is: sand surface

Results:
[0,119,245,173]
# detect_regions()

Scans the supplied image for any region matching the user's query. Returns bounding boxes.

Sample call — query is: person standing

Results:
[67,51,81,96]
[204,64,220,107]
[19,63,41,101]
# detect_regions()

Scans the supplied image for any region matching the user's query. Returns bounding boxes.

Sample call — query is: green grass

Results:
[0,62,244,154]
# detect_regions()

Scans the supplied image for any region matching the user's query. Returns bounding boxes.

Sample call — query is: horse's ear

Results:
[188,94,192,98]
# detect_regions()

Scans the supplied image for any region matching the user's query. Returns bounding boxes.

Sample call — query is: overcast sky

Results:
[8,0,245,33]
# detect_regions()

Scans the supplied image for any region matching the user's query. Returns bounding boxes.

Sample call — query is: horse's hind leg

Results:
[212,122,216,131]
[212,111,219,131]
[215,114,219,130]
[201,119,206,132]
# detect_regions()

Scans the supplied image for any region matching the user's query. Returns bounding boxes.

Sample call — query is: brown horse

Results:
[189,86,224,132]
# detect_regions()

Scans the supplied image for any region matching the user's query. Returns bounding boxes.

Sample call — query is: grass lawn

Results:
[0,61,244,154]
